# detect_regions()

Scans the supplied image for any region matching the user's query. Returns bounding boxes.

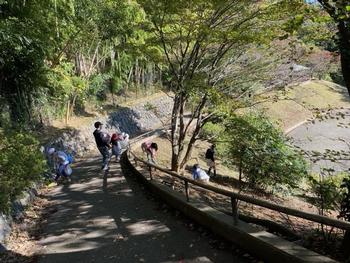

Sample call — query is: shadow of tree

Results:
[0,250,37,263]
[37,155,239,263]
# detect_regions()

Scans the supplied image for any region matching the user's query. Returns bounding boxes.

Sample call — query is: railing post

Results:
[231,196,239,225]
[185,181,190,202]
[149,165,153,180]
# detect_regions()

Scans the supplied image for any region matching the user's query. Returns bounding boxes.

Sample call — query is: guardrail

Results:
[129,151,350,231]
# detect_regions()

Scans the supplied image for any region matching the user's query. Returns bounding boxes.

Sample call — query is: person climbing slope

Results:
[205,144,216,177]
[141,141,158,164]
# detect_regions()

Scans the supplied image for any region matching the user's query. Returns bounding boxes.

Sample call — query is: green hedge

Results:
[0,130,46,213]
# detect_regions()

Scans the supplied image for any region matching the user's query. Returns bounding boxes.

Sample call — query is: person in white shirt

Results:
[192,164,210,183]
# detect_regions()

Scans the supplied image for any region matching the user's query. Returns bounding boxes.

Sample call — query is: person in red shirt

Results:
[141,141,158,164]
[111,132,129,162]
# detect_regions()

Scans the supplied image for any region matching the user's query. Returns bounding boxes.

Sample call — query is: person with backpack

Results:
[141,141,158,164]
[47,147,73,183]
[93,121,111,171]
[205,144,216,177]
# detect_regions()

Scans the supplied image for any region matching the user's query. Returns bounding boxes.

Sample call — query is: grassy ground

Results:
[255,80,350,131]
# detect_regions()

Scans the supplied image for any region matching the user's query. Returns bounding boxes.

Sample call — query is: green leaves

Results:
[308,173,346,214]
[209,113,308,190]
[0,130,46,213]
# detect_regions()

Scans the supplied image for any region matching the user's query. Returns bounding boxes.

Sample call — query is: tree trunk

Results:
[70,93,78,117]
[110,78,115,106]
[171,95,181,171]
[179,127,198,169]
[75,53,81,76]
[159,66,163,88]
[338,22,350,96]
[135,59,139,98]
[65,100,70,125]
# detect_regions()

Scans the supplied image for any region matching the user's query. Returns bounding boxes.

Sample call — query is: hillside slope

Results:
[256,80,350,131]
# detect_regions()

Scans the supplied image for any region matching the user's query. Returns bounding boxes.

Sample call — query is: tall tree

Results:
[0,0,59,123]
[317,1,350,95]
[141,0,304,171]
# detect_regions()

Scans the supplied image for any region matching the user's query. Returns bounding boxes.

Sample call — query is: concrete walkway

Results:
[38,155,243,263]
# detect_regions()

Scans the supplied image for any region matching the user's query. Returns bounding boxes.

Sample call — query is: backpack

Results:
[102,132,111,144]
[205,149,211,159]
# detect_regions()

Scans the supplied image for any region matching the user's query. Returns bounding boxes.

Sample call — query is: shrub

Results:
[308,173,346,216]
[224,113,308,190]
[201,122,225,140]
[0,130,46,213]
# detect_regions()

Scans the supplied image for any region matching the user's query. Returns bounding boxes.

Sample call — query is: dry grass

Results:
[132,135,239,179]
[289,80,350,109]
[254,80,350,131]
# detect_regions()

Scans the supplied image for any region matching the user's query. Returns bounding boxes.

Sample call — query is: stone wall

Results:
[47,95,173,157]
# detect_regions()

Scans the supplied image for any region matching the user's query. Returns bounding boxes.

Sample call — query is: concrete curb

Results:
[0,182,42,251]
[121,152,337,263]
[285,120,309,134]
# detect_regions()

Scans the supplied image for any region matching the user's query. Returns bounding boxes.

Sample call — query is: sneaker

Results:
[103,165,109,171]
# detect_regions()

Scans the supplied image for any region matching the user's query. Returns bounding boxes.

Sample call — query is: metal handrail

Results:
[130,151,350,231]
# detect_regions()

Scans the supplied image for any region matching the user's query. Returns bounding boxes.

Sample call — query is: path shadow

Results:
[37,155,239,263]
[0,250,36,263]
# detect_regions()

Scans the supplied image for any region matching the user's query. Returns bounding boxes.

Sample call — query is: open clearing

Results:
[255,80,350,131]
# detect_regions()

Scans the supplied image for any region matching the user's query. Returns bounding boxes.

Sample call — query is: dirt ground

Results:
[0,187,52,263]
[132,135,239,179]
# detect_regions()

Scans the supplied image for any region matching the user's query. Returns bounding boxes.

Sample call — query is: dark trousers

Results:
[98,146,110,166]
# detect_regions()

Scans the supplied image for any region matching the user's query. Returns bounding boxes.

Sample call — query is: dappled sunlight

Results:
[161,256,212,263]
[37,153,238,263]
[126,220,171,236]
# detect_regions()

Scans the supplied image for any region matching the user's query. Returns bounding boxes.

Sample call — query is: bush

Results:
[201,122,225,140]
[224,113,308,190]
[308,173,346,216]
[0,130,46,213]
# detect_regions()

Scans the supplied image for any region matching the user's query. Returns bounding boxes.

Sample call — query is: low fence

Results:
[130,151,350,232]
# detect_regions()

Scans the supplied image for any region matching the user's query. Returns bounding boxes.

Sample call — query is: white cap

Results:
[48,148,55,155]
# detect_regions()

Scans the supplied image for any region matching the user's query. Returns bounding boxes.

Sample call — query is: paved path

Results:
[38,155,243,263]
[289,109,350,173]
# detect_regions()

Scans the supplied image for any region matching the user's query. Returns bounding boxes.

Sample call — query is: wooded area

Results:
[1,0,350,261]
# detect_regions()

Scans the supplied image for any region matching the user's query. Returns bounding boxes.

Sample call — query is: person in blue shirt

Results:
[47,148,73,183]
